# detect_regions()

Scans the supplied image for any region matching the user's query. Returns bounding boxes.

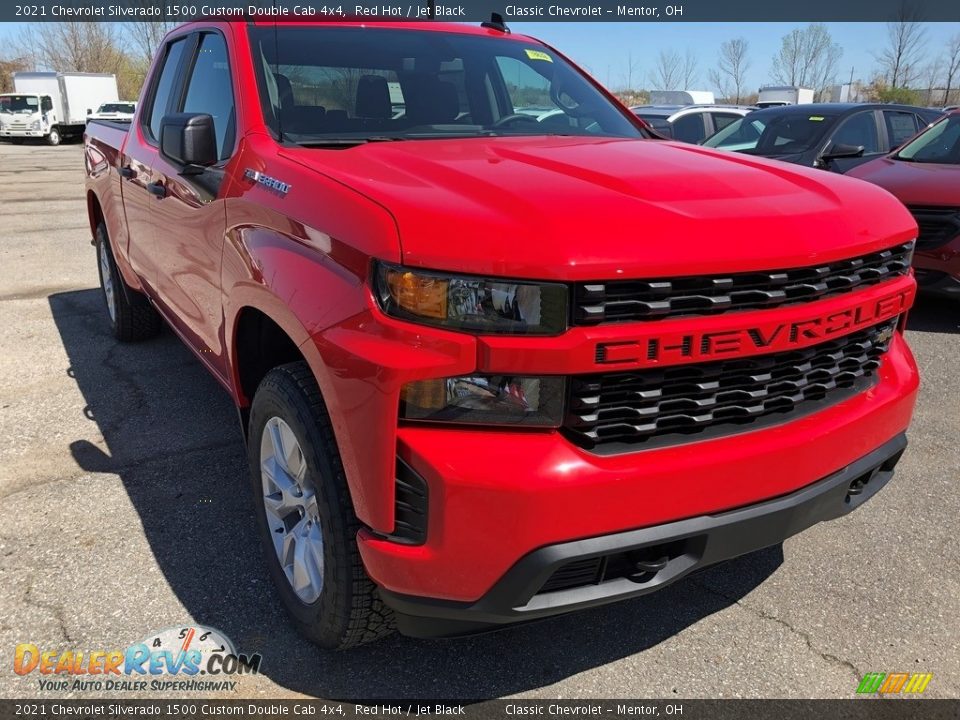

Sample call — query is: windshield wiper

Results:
[295,136,404,148]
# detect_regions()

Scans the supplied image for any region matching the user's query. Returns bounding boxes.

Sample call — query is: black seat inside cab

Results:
[356,75,393,120]
[273,72,328,135]
[402,75,460,126]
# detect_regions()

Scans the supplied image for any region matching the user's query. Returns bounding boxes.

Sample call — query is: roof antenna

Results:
[481,12,510,33]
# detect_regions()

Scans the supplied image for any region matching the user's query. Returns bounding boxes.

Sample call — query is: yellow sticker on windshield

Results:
[525,49,553,62]
[809,116,825,121]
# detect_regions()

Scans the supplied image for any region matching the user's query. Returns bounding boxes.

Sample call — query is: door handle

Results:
[146,181,166,198]
[118,166,134,179]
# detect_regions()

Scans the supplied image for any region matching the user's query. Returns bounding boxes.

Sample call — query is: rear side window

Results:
[712,112,741,131]
[672,113,706,143]
[147,38,187,141]
[883,110,918,148]
[182,33,236,159]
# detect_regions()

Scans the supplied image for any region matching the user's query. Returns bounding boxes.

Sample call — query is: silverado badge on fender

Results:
[243,169,291,196]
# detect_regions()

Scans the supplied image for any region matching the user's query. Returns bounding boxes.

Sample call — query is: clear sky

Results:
[1,21,958,92]
[508,22,960,92]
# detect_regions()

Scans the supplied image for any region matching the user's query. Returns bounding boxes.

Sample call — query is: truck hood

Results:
[284,136,916,281]
[847,156,960,208]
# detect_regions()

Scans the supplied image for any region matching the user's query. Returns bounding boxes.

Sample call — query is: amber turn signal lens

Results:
[385,270,448,320]
[373,262,568,335]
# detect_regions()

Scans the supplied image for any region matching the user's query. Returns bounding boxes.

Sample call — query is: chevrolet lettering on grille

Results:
[596,287,911,366]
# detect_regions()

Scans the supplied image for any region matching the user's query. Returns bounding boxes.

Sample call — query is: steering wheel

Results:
[491,113,540,129]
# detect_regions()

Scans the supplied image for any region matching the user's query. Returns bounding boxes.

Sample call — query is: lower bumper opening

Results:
[381,433,907,639]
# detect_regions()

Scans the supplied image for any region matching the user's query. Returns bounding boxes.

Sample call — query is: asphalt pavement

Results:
[0,141,957,700]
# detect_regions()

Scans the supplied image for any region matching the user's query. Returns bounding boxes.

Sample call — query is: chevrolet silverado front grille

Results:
[907,206,960,251]
[573,243,913,324]
[563,321,895,452]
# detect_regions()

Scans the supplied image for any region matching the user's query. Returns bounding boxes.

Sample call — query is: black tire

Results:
[95,222,162,342]
[46,127,61,146]
[248,362,395,649]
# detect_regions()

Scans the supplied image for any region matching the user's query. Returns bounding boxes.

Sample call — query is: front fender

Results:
[221,181,412,531]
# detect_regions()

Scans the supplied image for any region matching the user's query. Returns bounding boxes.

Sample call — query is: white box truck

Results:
[756,86,815,108]
[0,72,119,145]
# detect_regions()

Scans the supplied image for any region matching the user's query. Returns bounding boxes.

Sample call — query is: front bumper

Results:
[381,433,907,638]
[0,130,44,137]
[356,331,918,603]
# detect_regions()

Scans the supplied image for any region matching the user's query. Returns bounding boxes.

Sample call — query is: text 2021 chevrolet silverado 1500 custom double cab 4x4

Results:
[84,21,919,649]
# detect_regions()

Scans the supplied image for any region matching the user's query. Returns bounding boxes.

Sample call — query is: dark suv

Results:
[702,103,942,172]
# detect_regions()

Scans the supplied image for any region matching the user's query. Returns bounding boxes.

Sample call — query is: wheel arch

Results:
[86,189,105,238]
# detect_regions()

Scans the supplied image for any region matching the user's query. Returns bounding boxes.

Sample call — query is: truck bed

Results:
[86,118,132,132]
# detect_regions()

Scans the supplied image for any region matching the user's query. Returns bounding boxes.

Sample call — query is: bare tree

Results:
[12,22,126,76]
[770,24,843,99]
[708,38,750,103]
[0,56,30,93]
[875,3,927,88]
[621,51,641,92]
[943,34,960,105]
[649,49,683,90]
[129,22,179,67]
[922,58,943,105]
[681,49,699,89]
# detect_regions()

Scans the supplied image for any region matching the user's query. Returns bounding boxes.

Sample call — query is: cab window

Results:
[181,32,236,160]
[146,37,188,142]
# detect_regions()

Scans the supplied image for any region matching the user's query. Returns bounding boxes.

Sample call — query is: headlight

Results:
[374,262,568,335]
[401,375,566,427]
[31,120,41,130]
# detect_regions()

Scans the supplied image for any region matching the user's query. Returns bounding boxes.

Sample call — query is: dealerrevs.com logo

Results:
[14,625,262,693]
[856,672,933,696]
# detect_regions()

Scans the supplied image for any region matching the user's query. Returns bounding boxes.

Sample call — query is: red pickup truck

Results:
[84,20,919,649]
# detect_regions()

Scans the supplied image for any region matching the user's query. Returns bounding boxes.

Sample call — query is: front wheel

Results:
[248,362,395,649]
[46,127,61,146]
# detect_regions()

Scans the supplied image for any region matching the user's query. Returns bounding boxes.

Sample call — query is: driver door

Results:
[148,29,235,383]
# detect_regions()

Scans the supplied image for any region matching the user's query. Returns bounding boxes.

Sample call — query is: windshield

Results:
[247,26,643,144]
[97,103,135,114]
[895,115,960,164]
[703,113,836,154]
[0,95,40,114]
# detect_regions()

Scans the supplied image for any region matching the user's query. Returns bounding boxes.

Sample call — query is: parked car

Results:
[87,101,137,123]
[847,111,960,297]
[631,104,752,143]
[702,103,943,172]
[85,20,919,648]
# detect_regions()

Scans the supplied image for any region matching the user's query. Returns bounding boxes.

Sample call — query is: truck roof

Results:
[177,19,535,42]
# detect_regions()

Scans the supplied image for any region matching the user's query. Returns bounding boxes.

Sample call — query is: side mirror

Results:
[159,113,217,173]
[821,142,865,161]
[86,108,92,115]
